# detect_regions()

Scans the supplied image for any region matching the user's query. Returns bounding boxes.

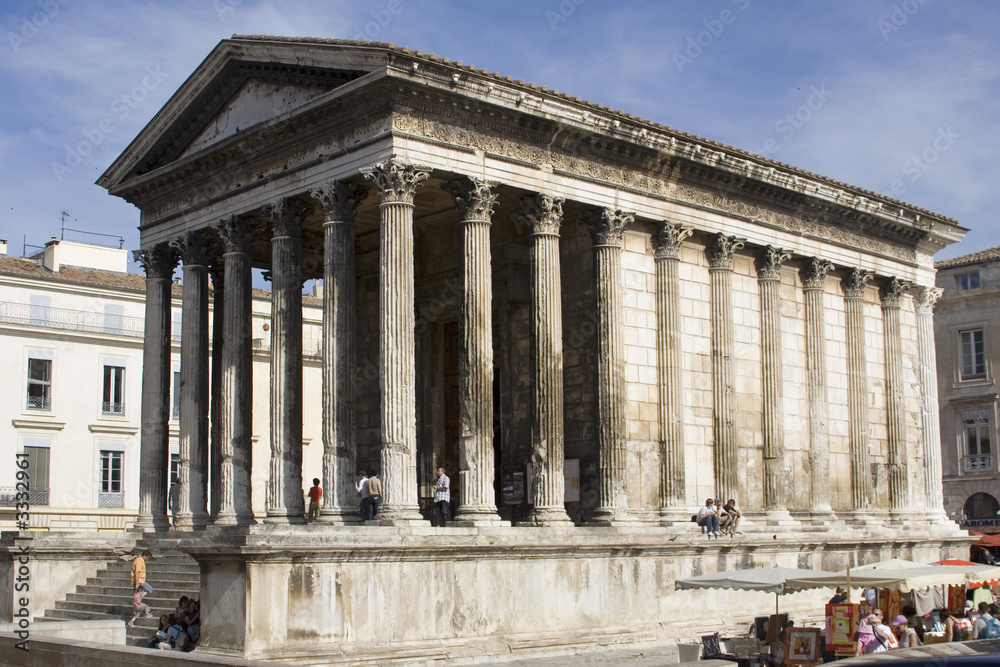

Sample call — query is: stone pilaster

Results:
[133,244,178,532]
[312,181,366,523]
[755,246,793,523]
[881,277,910,521]
[214,216,256,526]
[915,286,948,522]
[264,199,306,524]
[653,222,692,525]
[362,158,429,524]
[518,194,573,526]
[843,267,874,518]
[586,208,634,525]
[208,266,224,520]
[801,257,835,522]
[445,177,506,526]
[706,233,745,505]
[170,234,211,530]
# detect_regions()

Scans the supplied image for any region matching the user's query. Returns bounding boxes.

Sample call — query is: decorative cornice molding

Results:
[706,233,745,269]
[879,277,911,307]
[755,246,791,281]
[12,418,66,431]
[801,257,834,290]
[516,193,564,236]
[651,221,693,260]
[88,423,140,436]
[361,157,430,204]
[443,177,498,222]
[311,180,367,222]
[132,244,178,279]
[585,208,633,248]
[843,267,874,298]
[913,285,944,314]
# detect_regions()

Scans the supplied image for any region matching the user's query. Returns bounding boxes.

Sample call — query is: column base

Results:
[660,508,697,527]
[850,510,883,527]
[174,512,195,530]
[452,506,510,527]
[521,507,574,527]
[763,509,798,528]
[374,505,427,525]
[316,507,364,525]
[263,510,307,525]
[809,506,839,526]
[214,511,257,527]
[587,507,637,526]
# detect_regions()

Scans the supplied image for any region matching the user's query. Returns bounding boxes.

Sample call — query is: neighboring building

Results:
[0,238,324,531]
[936,246,1000,532]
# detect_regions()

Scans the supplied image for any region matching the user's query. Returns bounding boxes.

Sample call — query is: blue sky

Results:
[1,0,997,270]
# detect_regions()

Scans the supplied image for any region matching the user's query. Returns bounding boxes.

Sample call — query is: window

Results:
[963,410,993,472]
[172,371,181,421]
[103,304,124,335]
[102,364,126,415]
[960,329,986,378]
[26,358,52,410]
[21,443,50,505]
[964,492,999,519]
[170,453,180,485]
[99,449,124,507]
[957,272,981,291]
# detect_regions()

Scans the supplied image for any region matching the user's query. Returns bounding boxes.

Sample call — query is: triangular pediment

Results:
[179,78,332,158]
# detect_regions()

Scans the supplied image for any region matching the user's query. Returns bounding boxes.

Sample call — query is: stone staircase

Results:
[40,534,201,646]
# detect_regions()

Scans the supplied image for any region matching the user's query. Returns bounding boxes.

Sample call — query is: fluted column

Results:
[312,181,366,523]
[881,277,910,520]
[445,177,506,525]
[843,267,874,517]
[707,233,745,504]
[362,158,428,524]
[801,257,835,521]
[208,266,224,519]
[170,234,211,530]
[756,246,793,522]
[264,199,305,524]
[915,286,947,522]
[653,222,692,525]
[587,208,634,525]
[215,216,256,526]
[133,245,178,532]
[518,194,573,526]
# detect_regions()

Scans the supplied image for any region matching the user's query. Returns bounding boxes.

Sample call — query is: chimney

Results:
[0,239,6,256]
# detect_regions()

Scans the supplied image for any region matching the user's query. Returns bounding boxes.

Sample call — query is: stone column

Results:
[881,277,910,521]
[756,246,793,523]
[214,216,256,526]
[843,267,874,518]
[133,245,178,532]
[518,194,573,526]
[312,181,366,524]
[587,208,634,525]
[707,233,745,505]
[445,177,506,525]
[653,222,692,525]
[801,257,835,521]
[915,286,947,522]
[362,158,428,524]
[208,266,224,520]
[170,234,211,530]
[264,199,306,524]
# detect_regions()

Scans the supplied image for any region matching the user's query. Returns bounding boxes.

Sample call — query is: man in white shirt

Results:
[432,467,450,527]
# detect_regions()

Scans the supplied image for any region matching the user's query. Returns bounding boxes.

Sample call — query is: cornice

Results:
[88,423,140,435]
[12,418,66,431]
[0,273,146,301]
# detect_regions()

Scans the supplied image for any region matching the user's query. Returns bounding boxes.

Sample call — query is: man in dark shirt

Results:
[829,587,847,604]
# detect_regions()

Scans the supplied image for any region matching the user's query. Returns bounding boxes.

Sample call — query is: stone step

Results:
[87,572,199,586]
[62,592,197,609]
[73,583,198,598]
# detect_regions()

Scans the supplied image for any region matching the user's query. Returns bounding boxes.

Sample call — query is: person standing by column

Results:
[433,467,451,527]
[306,478,322,523]
[131,550,153,594]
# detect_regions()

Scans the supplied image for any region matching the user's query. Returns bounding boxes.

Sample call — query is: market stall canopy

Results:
[676,566,831,594]
[970,531,1000,548]
[783,562,1000,593]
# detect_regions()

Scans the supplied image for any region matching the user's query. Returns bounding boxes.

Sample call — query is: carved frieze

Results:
[801,257,834,290]
[443,177,498,222]
[754,246,791,281]
[516,193,564,236]
[651,221,693,260]
[585,208,634,247]
[361,158,430,204]
[706,233,745,269]
[133,244,179,278]
[842,267,874,299]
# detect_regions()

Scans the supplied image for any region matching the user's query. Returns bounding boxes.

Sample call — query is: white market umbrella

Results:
[676,566,831,613]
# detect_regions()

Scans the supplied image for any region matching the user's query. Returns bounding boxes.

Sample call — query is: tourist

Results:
[941,609,964,642]
[362,472,383,521]
[432,467,451,526]
[184,599,201,648]
[892,615,919,648]
[149,614,171,649]
[356,470,368,497]
[131,550,153,594]
[697,498,720,537]
[168,480,180,527]
[356,470,369,517]
[307,478,322,522]
[828,587,847,604]
[872,611,898,651]
[128,584,151,627]
[175,596,190,628]
[721,498,742,536]
[854,609,877,655]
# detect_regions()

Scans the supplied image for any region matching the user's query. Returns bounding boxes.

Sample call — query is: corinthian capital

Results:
[842,267,874,298]
[444,177,498,222]
[913,285,944,314]
[801,257,834,290]
[311,180,367,222]
[516,193,564,236]
[585,208,633,247]
[266,198,308,239]
[169,232,212,266]
[879,277,911,307]
[754,246,791,280]
[215,215,256,254]
[361,158,430,204]
[133,244,178,279]
[706,233,745,269]
[651,221,693,259]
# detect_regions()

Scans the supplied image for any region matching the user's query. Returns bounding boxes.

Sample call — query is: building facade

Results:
[0,239,326,532]
[936,246,1000,532]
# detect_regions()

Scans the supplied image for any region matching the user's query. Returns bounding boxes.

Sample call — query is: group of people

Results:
[147,596,201,650]
[305,467,451,524]
[355,471,384,521]
[696,498,742,538]
[852,597,1000,654]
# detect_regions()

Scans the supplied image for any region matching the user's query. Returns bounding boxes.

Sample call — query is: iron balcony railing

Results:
[0,487,49,506]
[0,301,144,337]
[27,395,51,410]
[964,454,994,472]
[102,402,126,416]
